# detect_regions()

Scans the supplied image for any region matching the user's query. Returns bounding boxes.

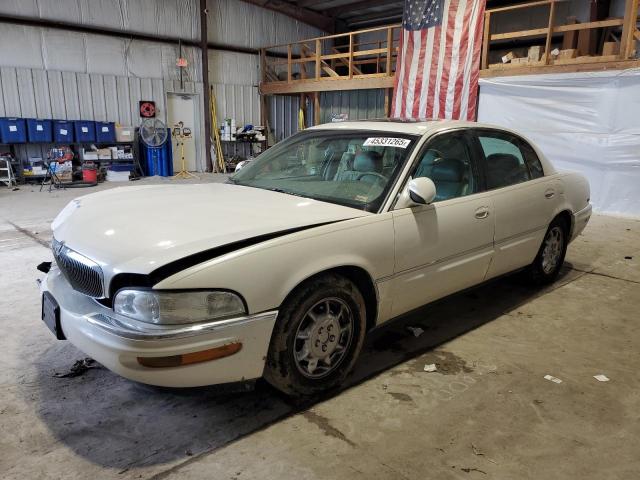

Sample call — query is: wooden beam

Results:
[489,18,625,41]
[347,9,404,26]
[386,26,393,75]
[260,76,395,94]
[238,0,335,33]
[480,58,640,77]
[481,12,490,70]
[620,0,640,59]
[487,0,552,14]
[544,1,555,65]
[327,0,402,16]
[315,39,321,79]
[348,33,354,78]
[263,23,400,50]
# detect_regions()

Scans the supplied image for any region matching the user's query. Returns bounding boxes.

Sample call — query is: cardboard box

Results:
[558,49,577,60]
[501,51,516,63]
[511,57,530,65]
[602,41,619,56]
[528,46,543,62]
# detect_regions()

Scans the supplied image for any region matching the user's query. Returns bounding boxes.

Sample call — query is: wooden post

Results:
[199,0,213,172]
[348,33,354,79]
[376,40,381,73]
[481,12,490,70]
[315,39,321,79]
[386,26,393,75]
[544,1,556,65]
[287,44,292,83]
[313,92,320,125]
[620,0,640,59]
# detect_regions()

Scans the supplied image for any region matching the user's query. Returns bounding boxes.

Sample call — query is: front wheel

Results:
[525,217,569,285]
[264,273,367,397]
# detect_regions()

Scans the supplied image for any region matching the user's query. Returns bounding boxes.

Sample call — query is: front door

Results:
[390,130,495,317]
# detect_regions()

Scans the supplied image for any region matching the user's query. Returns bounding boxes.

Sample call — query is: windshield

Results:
[230,129,418,211]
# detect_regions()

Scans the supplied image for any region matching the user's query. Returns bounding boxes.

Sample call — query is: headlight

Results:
[113,289,246,325]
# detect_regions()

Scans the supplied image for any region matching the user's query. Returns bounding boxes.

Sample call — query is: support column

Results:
[200,0,213,172]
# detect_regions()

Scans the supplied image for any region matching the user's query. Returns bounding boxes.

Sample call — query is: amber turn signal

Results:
[137,342,242,368]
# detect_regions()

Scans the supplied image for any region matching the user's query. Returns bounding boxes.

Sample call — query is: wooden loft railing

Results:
[481,0,640,77]
[259,0,640,97]
[259,24,401,95]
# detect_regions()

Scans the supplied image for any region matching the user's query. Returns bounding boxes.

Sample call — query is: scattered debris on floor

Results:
[406,326,424,337]
[424,363,437,372]
[544,374,563,384]
[53,358,98,378]
[461,467,487,474]
[593,374,610,382]
[624,256,632,260]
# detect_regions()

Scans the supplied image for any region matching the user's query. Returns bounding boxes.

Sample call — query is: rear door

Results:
[390,129,495,317]
[471,129,561,278]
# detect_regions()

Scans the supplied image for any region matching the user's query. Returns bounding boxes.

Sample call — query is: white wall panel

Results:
[42,29,86,72]
[32,69,52,118]
[89,74,107,121]
[62,71,81,119]
[46,70,66,118]
[1,67,21,117]
[16,68,37,118]
[77,73,95,119]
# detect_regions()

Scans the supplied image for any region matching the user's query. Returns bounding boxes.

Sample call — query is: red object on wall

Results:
[139,101,156,118]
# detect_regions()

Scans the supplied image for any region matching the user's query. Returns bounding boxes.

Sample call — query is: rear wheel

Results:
[526,217,569,285]
[264,273,367,397]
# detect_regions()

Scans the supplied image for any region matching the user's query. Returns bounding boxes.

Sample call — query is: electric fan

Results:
[139,118,170,176]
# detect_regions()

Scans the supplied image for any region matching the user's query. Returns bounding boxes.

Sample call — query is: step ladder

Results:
[0,158,16,188]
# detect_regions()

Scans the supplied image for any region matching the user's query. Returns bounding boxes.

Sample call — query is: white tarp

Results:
[478,69,640,217]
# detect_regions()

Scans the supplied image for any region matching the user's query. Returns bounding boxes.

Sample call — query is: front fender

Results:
[152,214,395,314]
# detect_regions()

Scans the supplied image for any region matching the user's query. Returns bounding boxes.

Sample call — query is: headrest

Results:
[354,151,382,172]
[431,158,464,183]
[487,153,520,171]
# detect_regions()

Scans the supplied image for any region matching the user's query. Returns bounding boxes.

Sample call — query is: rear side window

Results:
[519,141,544,178]
[478,133,530,189]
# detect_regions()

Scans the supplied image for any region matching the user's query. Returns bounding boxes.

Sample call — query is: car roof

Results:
[307,119,494,136]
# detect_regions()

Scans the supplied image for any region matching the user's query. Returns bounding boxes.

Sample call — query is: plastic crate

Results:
[53,121,74,143]
[108,163,135,172]
[0,118,27,144]
[26,119,53,143]
[74,120,96,143]
[95,122,116,143]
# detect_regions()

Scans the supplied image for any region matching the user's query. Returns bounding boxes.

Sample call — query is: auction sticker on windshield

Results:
[363,137,411,148]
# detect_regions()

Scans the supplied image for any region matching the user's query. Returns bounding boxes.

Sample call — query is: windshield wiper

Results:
[268,188,303,197]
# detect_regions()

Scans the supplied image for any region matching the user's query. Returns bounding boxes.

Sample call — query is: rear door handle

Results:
[475,207,490,219]
[545,189,555,198]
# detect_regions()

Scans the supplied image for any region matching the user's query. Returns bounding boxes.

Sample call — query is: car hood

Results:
[52,182,369,280]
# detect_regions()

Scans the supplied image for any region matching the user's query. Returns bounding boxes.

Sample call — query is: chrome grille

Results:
[52,238,105,298]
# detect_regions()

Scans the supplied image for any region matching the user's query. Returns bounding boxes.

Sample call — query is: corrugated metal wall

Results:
[268,95,300,142]
[320,89,386,123]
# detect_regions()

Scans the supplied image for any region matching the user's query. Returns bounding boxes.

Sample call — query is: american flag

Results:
[391,0,486,120]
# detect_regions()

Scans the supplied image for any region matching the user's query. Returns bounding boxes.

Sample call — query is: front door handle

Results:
[545,189,555,198]
[475,207,490,219]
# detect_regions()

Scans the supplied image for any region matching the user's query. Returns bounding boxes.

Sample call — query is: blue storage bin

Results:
[26,119,53,143]
[95,122,116,143]
[74,120,96,142]
[0,118,27,144]
[53,120,74,143]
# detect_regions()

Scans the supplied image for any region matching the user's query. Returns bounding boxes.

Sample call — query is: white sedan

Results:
[39,120,591,396]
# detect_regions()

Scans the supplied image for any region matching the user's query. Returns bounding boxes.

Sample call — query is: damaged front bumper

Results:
[40,266,278,387]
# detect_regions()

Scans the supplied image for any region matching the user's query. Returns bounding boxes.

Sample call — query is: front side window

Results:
[231,130,418,211]
[412,132,478,202]
[477,132,531,189]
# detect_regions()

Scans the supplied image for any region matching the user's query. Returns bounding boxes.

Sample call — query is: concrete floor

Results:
[1,176,639,479]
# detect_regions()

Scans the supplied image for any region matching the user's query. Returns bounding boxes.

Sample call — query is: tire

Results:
[264,273,367,397]
[525,216,569,285]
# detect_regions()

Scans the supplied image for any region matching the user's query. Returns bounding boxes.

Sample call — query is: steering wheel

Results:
[356,172,387,184]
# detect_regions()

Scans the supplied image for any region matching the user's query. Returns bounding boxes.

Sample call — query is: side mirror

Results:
[396,177,437,208]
